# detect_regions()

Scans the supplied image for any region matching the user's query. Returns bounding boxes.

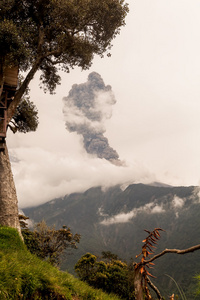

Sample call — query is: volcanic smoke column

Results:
[63,72,123,165]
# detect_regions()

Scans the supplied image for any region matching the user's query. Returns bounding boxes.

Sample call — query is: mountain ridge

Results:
[23,183,200,299]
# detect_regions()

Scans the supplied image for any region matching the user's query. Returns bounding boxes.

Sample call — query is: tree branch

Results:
[144,244,200,264]
[37,25,45,54]
[146,276,164,300]
[7,123,18,133]
[7,56,44,123]
[7,25,46,123]
[45,48,62,58]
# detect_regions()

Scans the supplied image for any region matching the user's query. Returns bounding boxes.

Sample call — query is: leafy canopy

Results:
[11,98,39,133]
[0,0,129,95]
[75,252,135,299]
[21,219,80,266]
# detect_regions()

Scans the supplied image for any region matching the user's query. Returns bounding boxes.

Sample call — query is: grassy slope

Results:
[0,227,120,300]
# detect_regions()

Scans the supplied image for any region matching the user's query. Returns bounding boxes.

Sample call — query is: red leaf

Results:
[155,230,161,237]
[153,233,159,239]
[150,236,157,243]
[140,267,145,274]
[146,271,156,278]
[136,252,142,258]
[155,227,165,232]
[147,241,153,246]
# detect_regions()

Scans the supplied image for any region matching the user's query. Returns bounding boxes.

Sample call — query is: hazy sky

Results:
[7,0,200,208]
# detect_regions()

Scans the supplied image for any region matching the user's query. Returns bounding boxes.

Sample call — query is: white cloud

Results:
[151,204,165,214]
[191,187,200,204]
[9,144,155,208]
[172,196,185,208]
[100,201,165,225]
[101,211,136,225]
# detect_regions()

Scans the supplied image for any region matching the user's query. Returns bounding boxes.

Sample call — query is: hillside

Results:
[0,226,120,300]
[24,183,200,299]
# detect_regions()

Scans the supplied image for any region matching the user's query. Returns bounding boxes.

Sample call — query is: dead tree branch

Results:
[134,229,200,300]
[144,244,200,265]
[146,276,164,300]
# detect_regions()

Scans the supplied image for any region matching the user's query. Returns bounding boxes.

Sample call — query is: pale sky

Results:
[7,0,200,208]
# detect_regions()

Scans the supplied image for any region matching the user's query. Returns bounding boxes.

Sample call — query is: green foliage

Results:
[75,253,98,282]
[7,75,39,134]
[0,226,120,300]
[196,274,200,297]
[22,220,80,266]
[11,98,39,133]
[0,19,27,67]
[75,252,135,299]
[102,251,120,261]
[0,0,129,92]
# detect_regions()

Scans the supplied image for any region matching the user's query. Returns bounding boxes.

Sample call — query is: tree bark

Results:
[134,267,144,300]
[0,142,21,236]
[0,56,44,238]
[146,276,163,300]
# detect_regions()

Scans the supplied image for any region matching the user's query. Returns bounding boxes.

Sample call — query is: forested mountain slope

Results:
[24,183,200,299]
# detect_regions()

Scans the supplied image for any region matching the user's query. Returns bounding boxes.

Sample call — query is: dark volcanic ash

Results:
[63,72,123,165]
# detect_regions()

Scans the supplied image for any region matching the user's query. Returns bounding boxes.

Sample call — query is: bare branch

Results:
[146,276,164,300]
[144,244,200,264]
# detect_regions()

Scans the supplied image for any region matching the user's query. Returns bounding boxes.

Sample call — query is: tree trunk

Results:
[0,59,42,238]
[0,141,21,236]
[134,267,144,300]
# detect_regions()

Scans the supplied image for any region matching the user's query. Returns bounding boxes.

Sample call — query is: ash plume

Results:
[63,72,123,165]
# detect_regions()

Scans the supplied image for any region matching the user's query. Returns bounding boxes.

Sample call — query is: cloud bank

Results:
[100,202,165,225]
[9,145,155,208]
[100,194,190,225]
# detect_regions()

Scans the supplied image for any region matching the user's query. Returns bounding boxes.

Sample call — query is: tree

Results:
[133,228,200,300]
[21,219,80,266]
[75,252,98,283]
[101,251,120,261]
[0,0,129,233]
[10,98,39,133]
[8,82,39,134]
[75,252,135,299]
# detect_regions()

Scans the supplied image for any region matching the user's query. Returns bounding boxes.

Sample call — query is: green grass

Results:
[195,274,200,298]
[0,227,121,300]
